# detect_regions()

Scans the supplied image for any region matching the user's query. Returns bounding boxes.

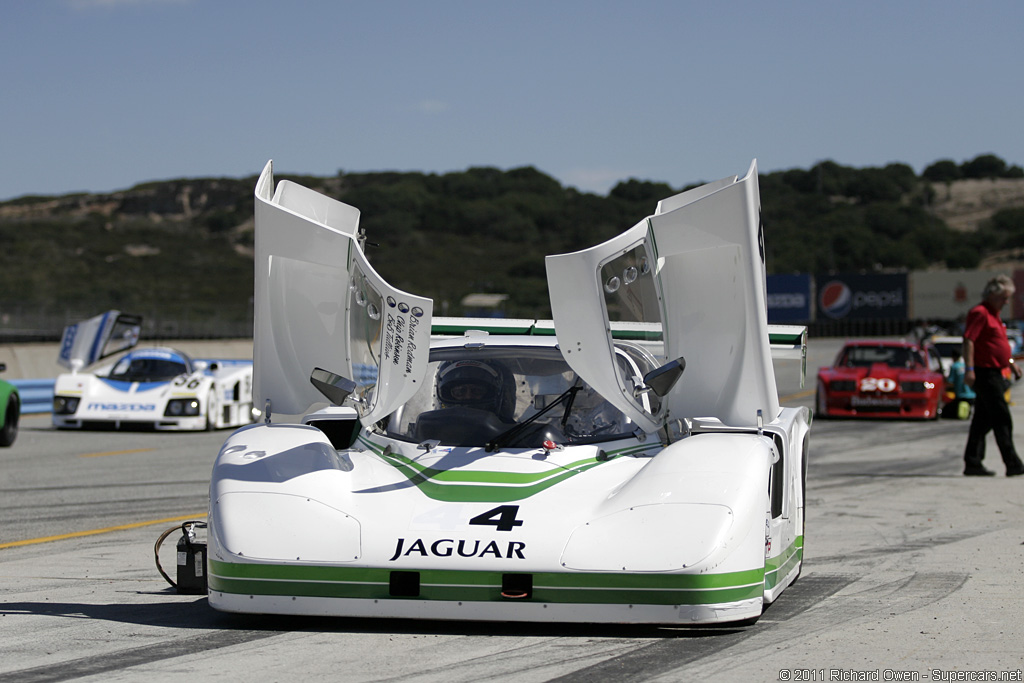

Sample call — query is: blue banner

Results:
[815,273,908,320]
[767,274,812,323]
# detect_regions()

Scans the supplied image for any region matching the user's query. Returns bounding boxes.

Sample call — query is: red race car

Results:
[816,339,945,419]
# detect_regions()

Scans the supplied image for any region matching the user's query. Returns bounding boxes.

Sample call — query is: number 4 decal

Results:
[469,505,523,532]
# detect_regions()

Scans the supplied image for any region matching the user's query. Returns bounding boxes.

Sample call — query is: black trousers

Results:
[963,368,1024,471]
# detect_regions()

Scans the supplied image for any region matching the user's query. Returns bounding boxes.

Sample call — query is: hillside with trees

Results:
[1,154,1023,338]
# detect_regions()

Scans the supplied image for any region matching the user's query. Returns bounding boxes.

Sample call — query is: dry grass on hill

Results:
[929,177,1024,232]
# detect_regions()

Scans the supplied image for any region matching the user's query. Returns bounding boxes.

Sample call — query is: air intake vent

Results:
[501,573,533,599]
[389,571,420,597]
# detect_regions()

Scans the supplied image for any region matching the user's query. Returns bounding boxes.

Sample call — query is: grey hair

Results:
[982,274,1015,298]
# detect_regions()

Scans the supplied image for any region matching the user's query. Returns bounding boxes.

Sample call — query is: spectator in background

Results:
[943,349,975,419]
[962,275,1024,476]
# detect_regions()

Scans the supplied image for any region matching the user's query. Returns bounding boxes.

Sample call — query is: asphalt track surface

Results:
[2,339,1023,682]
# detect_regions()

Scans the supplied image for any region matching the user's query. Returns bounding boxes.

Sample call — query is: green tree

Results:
[961,154,1008,179]
[923,159,962,182]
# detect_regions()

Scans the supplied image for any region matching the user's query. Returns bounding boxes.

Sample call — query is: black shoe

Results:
[964,466,996,476]
[1007,467,1024,477]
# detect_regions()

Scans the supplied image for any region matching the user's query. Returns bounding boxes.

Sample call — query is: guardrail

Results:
[12,379,54,414]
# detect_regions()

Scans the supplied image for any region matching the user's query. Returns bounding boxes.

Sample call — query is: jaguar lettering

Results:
[388,537,526,562]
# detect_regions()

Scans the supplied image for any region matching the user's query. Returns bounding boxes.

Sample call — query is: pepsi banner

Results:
[816,273,908,320]
[767,273,812,323]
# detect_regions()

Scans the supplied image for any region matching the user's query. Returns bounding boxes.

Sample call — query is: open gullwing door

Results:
[57,310,142,371]
[545,160,778,430]
[253,160,433,425]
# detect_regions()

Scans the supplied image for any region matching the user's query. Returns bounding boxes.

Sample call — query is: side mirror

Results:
[310,367,357,406]
[642,357,686,397]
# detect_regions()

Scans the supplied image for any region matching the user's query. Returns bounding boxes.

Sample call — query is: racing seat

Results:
[411,407,512,446]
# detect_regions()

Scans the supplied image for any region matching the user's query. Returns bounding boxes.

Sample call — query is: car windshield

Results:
[109,356,188,382]
[384,345,645,448]
[840,345,922,369]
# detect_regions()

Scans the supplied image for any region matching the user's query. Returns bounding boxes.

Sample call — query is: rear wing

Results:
[431,317,808,386]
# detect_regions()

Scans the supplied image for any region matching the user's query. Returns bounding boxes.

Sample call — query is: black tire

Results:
[0,395,19,447]
[815,383,831,420]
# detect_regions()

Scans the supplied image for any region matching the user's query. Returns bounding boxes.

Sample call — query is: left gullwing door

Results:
[57,310,142,371]
[253,160,433,425]
[546,160,778,429]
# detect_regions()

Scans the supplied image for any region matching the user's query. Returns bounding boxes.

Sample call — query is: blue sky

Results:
[2,0,1022,201]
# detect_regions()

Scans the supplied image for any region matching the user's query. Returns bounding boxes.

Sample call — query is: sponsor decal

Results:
[59,325,78,364]
[819,281,853,319]
[852,289,903,309]
[766,292,806,309]
[87,403,157,411]
[388,537,526,561]
[955,282,968,303]
[850,396,900,408]
[767,273,812,322]
[819,276,907,320]
[388,505,526,561]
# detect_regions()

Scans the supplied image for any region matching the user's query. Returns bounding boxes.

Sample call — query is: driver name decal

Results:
[382,304,423,376]
[405,313,419,373]
[388,537,526,562]
[391,314,405,366]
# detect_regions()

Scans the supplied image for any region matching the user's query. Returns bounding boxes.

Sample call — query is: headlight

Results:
[53,396,80,414]
[165,398,201,417]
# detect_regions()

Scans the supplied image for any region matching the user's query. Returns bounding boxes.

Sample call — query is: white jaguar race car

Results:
[206,159,811,626]
[52,311,255,431]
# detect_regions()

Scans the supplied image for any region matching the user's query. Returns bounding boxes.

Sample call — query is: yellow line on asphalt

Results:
[781,388,816,401]
[0,513,208,550]
[79,448,155,458]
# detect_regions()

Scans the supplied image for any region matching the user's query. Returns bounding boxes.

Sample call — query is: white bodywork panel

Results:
[546,161,777,428]
[253,161,433,425]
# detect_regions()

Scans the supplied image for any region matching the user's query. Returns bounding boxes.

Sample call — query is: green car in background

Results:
[0,363,19,447]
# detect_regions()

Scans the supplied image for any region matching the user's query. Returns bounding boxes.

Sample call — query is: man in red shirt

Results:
[962,275,1024,476]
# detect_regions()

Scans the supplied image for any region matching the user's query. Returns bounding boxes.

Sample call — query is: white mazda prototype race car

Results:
[206,160,811,626]
[52,311,255,431]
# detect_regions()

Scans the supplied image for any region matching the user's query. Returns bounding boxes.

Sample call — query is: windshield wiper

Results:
[485,380,582,453]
